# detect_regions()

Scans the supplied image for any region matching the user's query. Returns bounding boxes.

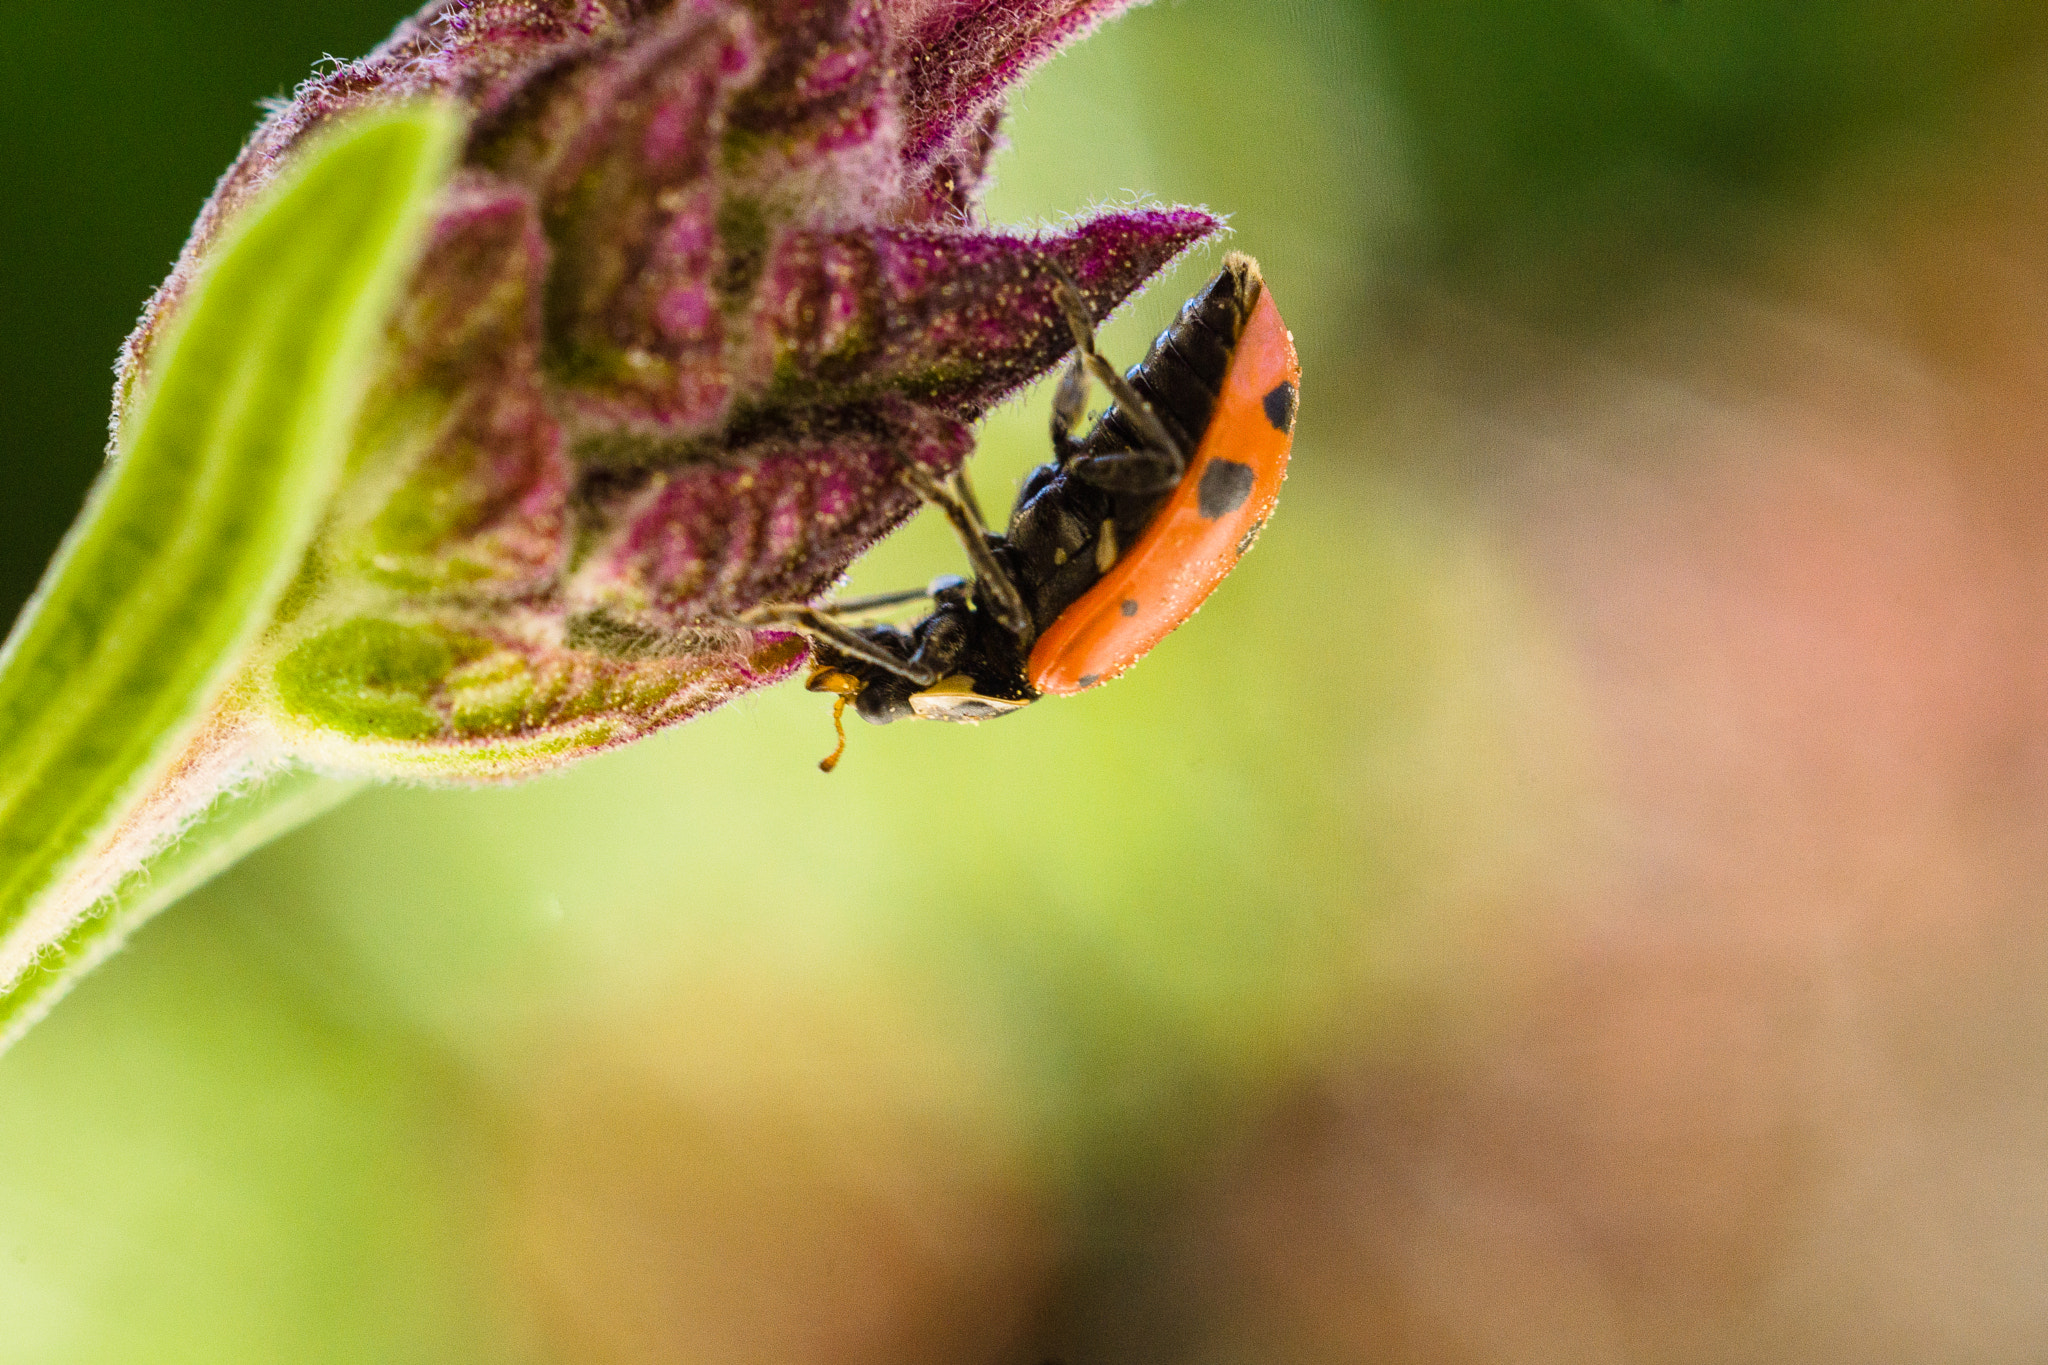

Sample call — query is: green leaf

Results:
[0,104,462,1037]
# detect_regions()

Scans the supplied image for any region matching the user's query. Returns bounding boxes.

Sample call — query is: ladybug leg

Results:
[812,579,963,617]
[1050,353,1088,465]
[1047,266,1188,490]
[898,461,1035,641]
[738,603,940,686]
[1064,445,1184,494]
[951,463,989,534]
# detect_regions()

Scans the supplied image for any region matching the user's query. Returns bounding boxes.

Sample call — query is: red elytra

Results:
[1027,284,1299,695]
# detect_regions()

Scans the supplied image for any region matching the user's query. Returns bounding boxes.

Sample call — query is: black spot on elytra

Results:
[1197,459,1256,519]
[1263,381,1298,434]
[1120,598,1138,617]
[1078,674,1100,688]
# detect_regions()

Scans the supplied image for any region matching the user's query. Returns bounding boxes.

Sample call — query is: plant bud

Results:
[119,0,1216,779]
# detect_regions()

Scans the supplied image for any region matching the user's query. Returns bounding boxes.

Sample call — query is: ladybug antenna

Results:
[819,693,852,773]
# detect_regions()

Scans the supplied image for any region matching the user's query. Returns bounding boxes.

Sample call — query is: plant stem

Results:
[0,747,365,1052]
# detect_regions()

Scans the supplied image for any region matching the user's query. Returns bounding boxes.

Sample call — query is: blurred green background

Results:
[11,2,2048,1361]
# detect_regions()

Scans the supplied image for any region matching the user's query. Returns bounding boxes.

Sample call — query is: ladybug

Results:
[744,252,1299,770]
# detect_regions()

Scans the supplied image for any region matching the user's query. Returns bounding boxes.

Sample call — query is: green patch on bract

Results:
[713,196,770,306]
[364,443,516,590]
[274,618,490,742]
